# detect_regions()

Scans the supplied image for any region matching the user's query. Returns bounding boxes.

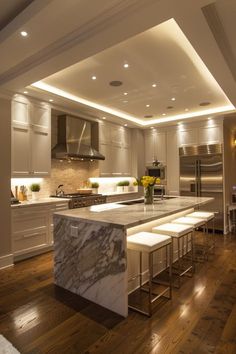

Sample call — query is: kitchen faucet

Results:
[56,184,65,196]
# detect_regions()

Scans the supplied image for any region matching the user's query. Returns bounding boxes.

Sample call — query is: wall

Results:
[223,113,236,231]
[0,97,12,268]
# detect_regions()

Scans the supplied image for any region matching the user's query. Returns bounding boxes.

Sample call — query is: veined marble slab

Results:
[54,196,213,229]
[53,196,213,317]
[54,216,128,316]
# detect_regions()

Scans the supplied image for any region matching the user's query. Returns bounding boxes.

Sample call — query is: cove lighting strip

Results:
[32,81,235,126]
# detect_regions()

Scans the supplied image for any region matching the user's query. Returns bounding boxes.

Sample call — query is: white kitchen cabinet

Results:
[178,127,198,146]
[11,98,51,177]
[144,130,156,165]
[198,125,222,144]
[144,130,166,165]
[99,121,132,176]
[12,206,49,259]
[166,130,179,195]
[155,132,166,163]
[12,201,68,260]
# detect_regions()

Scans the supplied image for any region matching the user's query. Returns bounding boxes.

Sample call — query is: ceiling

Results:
[0,0,235,127]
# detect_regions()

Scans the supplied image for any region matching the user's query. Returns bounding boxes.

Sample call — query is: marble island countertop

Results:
[54,196,213,229]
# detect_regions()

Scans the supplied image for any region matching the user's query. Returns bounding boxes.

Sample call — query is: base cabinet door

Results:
[12,202,68,261]
[12,207,49,259]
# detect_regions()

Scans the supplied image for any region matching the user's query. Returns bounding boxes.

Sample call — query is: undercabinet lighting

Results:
[146,104,150,108]
[92,76,97,80]
[49,99,53,102]
[152,84,157,88]
[20,31,28,37]
[171,97,176,101]
[123,63,129,68]
[23,91,28,94]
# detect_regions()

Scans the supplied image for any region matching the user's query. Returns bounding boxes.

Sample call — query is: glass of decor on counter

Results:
[134,176,160,204]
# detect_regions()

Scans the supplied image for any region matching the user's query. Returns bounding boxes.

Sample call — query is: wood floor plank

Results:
[0,234,235,354]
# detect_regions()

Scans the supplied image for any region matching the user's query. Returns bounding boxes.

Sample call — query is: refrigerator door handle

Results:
[197,159,201,197]
[195,160,198,196]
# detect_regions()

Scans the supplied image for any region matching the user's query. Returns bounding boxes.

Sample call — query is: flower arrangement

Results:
[134,176,160,188]
[134,176,160,204]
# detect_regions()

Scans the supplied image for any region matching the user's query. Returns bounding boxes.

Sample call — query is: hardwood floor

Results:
[0,233,236,354]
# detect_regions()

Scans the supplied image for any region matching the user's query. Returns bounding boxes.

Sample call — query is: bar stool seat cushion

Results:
[152,223,193,238]
[171,216,205,228]
[186,211,214,221]
[127,232,171,253]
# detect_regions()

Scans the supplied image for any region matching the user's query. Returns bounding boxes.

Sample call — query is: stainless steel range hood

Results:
[52,115,105,161]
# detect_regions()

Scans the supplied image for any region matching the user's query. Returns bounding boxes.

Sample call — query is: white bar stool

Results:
[171,216,206,263]
[152,223,194,287]
[186,211,215,258]
[127,231,172,317]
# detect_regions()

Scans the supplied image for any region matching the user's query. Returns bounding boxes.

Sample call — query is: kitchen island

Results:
[53,196,212,317]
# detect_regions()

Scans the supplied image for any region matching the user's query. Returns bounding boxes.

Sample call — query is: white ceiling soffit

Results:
[32,18,234,126]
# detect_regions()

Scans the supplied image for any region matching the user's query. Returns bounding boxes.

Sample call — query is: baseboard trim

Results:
[0,253,14,269]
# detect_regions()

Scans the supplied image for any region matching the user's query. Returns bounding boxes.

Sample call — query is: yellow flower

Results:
[133,175,159,187]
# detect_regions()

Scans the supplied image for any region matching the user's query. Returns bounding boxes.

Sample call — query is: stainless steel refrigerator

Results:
[179,143,223,231]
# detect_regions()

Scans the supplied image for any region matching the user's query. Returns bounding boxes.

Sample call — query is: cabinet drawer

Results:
[12,214,48,233]
[13,229,48,253]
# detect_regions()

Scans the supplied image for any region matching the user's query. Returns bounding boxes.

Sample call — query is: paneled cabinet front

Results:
[11,98,51,177]
[12,202,69,260]
[99,122,132,176]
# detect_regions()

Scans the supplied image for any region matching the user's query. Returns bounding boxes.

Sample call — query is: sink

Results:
[119,196,177,205]
[118,199,144,205]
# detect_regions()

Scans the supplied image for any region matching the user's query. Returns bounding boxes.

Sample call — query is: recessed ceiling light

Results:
[124,124,128,127]
[171,97,176,101]
[123,100,128,103]
[152,84,157,88]
[23,91,28,94]
[124,92,128,95]
[110,80,123,86]
[185,108,189,111]
[20,31,28,37]
[123,63,129,68]
[150,126,154,129]
[92,76,97,80]
[49,99,53,102]
[102,116,106,120]
[146,104,150,108]
[162,113,166,116]
[199,101,211,106]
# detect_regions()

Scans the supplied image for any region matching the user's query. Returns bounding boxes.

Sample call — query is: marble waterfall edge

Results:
[53,215,128,316]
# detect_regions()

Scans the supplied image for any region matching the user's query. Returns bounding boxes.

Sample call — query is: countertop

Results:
[11,197,69,208]
[54,196,213,229]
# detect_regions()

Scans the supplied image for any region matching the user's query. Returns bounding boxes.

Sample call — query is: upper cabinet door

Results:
[155,132,166,163]
[30,103,51,132]
[12,99,29,126]
[144,130,156,165]
[11,98,51,177]
[99,122,111,144]
[12,125,31,176]
[31,128,51,176]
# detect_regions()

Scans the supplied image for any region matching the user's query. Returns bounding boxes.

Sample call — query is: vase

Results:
[31,191,39,201]
[144,185,154,204]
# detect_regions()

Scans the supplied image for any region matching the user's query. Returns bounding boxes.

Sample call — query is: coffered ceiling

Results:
[0,0,235,127]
